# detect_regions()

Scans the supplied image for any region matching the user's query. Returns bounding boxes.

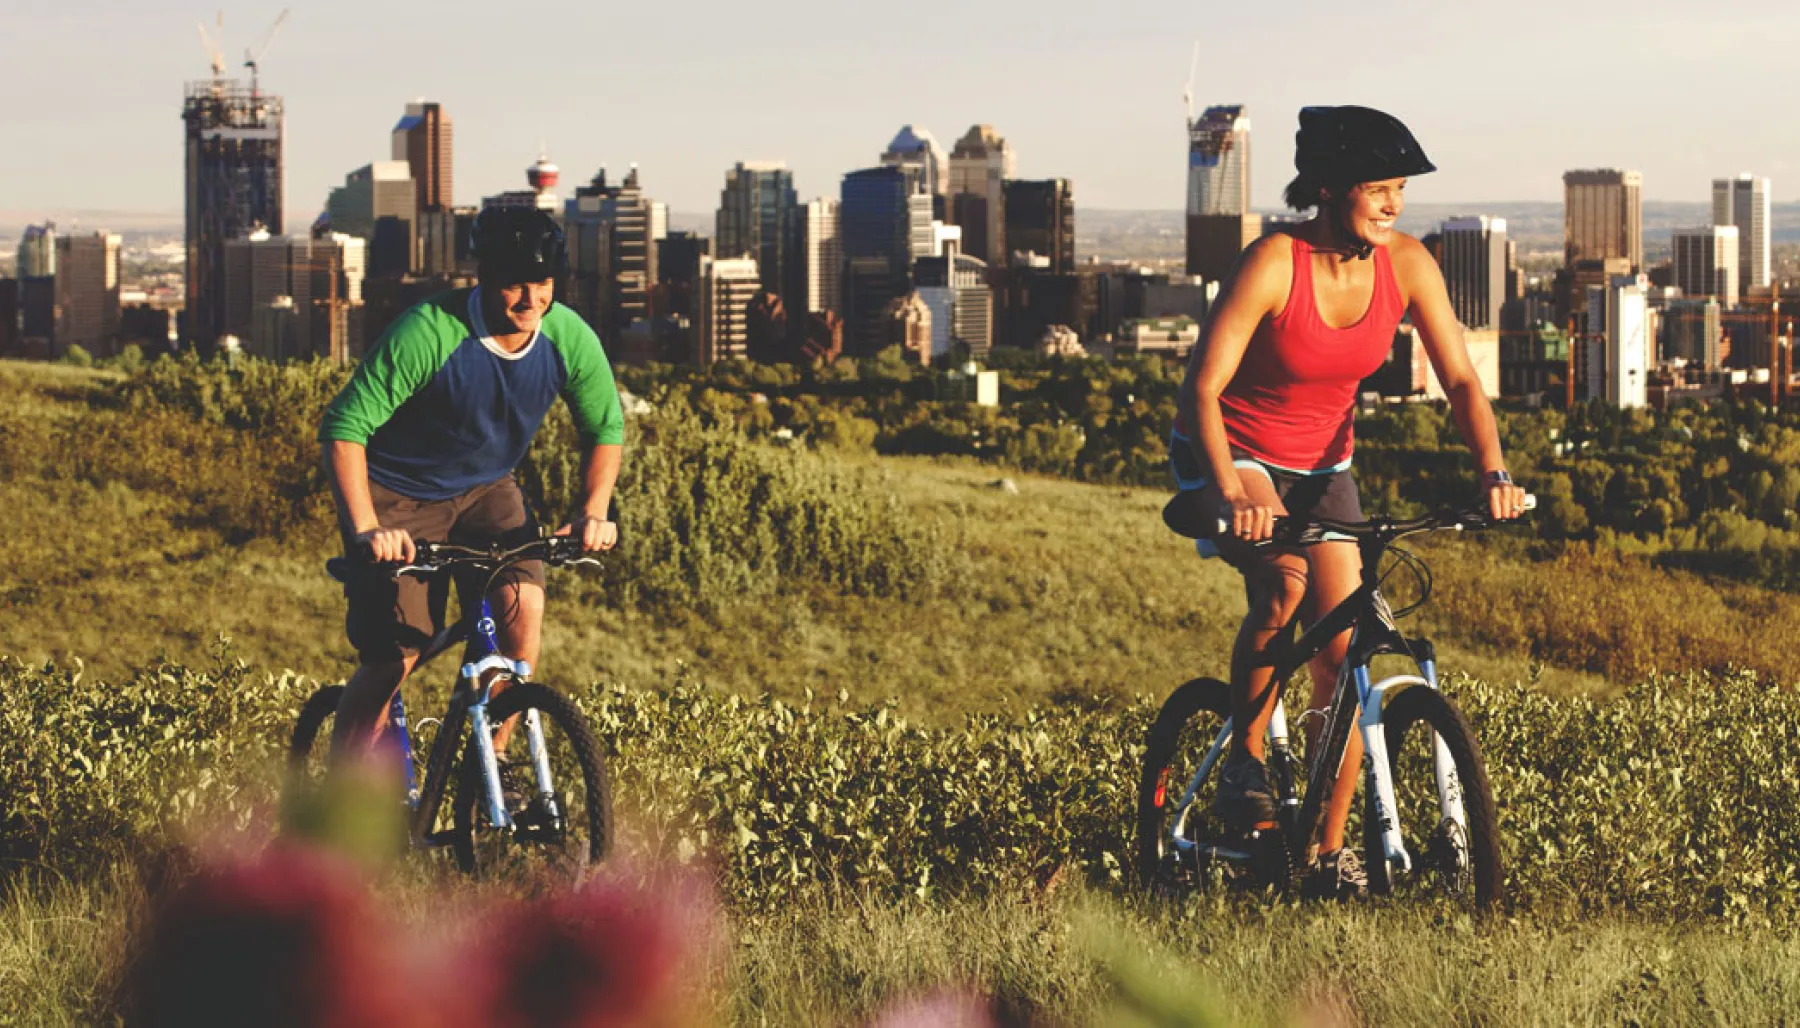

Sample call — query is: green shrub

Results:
[3,658,1796,923]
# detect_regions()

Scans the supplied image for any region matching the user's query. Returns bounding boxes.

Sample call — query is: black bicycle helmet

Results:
[1294,106,1436,186]
[470,205,567,283]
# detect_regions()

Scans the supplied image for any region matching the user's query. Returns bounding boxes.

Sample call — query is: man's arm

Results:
[563,443,623,552]
[324,440,416,562]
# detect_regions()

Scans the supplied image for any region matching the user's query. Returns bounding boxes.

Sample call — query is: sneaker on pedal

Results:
[1211,754,1279,832]
[1303,848,1368,900]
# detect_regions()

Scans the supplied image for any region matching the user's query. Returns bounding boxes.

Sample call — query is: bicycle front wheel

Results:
[1362,685,1502,911]
[451,682,613,884]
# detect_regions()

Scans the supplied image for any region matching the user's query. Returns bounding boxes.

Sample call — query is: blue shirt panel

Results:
[364,335,570,501]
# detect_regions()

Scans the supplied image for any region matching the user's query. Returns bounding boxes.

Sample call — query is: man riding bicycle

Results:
[1172,106,1528,896]
[318,205,623,757]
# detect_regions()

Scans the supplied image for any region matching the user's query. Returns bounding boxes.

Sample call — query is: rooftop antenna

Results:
[197,11,226,81]
[1183,40,1199,127]
[244,8,289,96]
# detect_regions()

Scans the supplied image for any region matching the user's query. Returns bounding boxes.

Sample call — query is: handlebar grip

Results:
[1522,493,1538,512]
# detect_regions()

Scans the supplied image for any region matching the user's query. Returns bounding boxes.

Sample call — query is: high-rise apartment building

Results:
[1440,216,1509,330]
[1564,169,1642,271]
[802,198,841,316]
[53,232,122,356]
[564,167,658,345]
[948,125,1015,266]
[881,125,948,201]
[1585,274,1652,408]
[391,101,453,213]
[716,162,800,310]
[17,224,56,277]
[1672,225,1740,308]
[1661,298,1722,368]
[184,80,284,348]
[326,161,417,278]
[1003,179,1076,273]
[1712,174,1771,291]
[698,255,760,364]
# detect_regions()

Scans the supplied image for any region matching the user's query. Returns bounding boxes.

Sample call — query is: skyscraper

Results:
[17,224,56,277]
[1440,216,1508,330]
[881,126,949,202]
[1003,179,1076,273]
[53,232,122,356]
[184,79,284,348]
[802,198,841,316]
[1712,174,1771,291]
[948,125,1015,266]
[223,233,366,362]
[1672,225,1740,309]
[326,161,417,277]
[391,101,453,213]
[914,242,992,359]
[0,279,18,358]
[1563,169,1642,271]
[698,255,760,364]
[716,162,800,309]
[1185,105,1259,281]
[841,166,926,355]
[1187,105,1250,216]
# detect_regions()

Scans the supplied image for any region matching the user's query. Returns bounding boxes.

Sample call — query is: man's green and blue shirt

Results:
[319,288,623,501]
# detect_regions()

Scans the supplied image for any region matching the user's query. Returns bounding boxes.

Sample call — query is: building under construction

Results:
[184,80,284,349]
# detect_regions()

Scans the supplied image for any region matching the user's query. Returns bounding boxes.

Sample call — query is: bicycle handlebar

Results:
[1217,494,1537,548]
[327,530,602,583]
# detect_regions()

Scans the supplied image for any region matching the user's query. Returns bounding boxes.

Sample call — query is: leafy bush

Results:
[8,655,1797,924]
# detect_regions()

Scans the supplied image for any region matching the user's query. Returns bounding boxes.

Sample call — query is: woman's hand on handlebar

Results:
[355,526,416,564]
[556,516,619,553]
[1484,478,1531,521]
[1225,491,1285,542]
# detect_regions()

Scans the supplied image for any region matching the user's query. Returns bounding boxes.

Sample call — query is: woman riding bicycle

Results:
[1172,105,1528,896]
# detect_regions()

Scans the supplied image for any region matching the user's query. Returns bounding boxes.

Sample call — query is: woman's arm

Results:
[1188,236,1291,539]
[1393,237,1529,520]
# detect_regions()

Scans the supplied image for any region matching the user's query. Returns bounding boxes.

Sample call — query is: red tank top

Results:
[1219,235,1403,471]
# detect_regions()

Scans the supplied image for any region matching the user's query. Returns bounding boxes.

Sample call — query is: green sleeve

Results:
[545,307,625,448]
[318,300,461,445]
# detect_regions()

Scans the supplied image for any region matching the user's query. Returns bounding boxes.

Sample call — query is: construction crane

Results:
[197,11,225,81]
[244,8,289,96]
[1182,40,1199,128]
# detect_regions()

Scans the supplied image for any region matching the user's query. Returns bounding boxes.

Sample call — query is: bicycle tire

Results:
[288,684,345,778]
[450,682,613,881]
[1361,685,1503,911]
[1135,677,1232,890]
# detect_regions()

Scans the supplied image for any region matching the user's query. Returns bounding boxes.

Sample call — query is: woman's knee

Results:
[1244,561,1308,628]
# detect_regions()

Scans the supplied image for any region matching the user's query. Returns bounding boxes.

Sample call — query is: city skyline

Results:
[3,0,1798,222]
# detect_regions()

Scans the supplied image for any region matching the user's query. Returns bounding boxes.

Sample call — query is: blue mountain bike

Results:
[1138,498,1533,910]
[288,532,613,880]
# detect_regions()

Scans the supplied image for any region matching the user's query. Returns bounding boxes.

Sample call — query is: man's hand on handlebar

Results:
[355,526,416,564]
[556,516,619,553]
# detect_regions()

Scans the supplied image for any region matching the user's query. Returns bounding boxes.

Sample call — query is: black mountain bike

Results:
[289,532,613,881]
[1138,496,1534,909]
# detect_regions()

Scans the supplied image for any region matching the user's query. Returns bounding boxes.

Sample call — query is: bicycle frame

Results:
[1165,532,1465,877]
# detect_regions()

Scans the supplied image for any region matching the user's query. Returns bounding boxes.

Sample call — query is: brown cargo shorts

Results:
[337,476,546,663]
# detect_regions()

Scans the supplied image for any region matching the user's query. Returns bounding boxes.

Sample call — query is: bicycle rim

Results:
[1135,677,1246,893]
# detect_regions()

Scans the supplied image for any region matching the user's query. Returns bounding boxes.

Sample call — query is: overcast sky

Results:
[3,0,1796,222]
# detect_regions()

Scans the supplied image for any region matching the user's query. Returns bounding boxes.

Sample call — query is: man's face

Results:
[488,278,555,335]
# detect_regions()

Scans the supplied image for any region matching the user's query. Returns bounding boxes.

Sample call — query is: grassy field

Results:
[4,358,1799,1025]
